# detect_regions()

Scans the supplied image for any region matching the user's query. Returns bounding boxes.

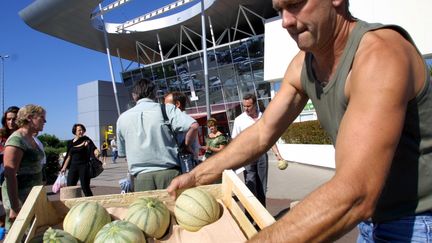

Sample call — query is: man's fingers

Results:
[167,174,196,199]
[167,179,179,198]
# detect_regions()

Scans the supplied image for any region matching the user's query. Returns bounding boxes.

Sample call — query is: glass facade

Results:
[121,35,271,134]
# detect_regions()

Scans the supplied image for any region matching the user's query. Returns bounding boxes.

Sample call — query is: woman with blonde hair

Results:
[203,118,228,160]
[2,104,46,229]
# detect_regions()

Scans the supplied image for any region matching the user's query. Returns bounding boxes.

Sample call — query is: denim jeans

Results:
[357,211,432,242]
[112,151,118,162]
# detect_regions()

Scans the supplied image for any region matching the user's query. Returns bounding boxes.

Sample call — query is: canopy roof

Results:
[19,0,277,63]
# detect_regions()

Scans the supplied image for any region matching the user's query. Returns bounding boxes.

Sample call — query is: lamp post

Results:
[0,55,9,114]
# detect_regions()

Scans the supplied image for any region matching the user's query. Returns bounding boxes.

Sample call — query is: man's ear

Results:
[332,0,344,8]
[175,101,181,109]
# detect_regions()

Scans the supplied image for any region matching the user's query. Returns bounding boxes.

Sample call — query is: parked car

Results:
[209,76,222,91]
[238,59,263,73]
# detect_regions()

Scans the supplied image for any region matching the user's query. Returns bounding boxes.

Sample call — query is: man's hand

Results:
[167,172,197,198]
[9,207,19,222]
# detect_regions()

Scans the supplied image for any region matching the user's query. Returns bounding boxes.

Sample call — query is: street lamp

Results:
[0,55,9,114]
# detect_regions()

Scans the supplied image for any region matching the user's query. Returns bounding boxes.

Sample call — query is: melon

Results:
[125,197,170,239]
[63,202,111,243]
[43,227,78,243]
[277,159,289,170]
[174,187,221,232]
[94,220,146,243]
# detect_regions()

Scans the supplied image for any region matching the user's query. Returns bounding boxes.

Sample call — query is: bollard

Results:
[60,186,82,200]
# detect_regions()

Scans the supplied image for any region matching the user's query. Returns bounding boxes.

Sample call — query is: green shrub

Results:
[281,120,332,144]
[44,147,66,184]
[38,134,67,185]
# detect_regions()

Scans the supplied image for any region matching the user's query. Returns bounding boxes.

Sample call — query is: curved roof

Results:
[19,0,277,62]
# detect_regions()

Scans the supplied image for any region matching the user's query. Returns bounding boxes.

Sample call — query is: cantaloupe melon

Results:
[94,220,146,243]
[174,187,221,232]
[42,227,78,243]
[63,202,111,243]
[278,159,289,170]
[125,197,170,239]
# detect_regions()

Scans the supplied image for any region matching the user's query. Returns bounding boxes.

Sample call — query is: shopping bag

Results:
[119,172,134,193]
[52,173,67,194]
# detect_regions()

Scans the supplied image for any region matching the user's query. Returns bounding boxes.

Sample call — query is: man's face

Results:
[242,99,257,118]
[272,0,336,52]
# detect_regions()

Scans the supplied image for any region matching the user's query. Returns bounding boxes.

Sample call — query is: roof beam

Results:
[91,0,133,19]
[116,0,196,33]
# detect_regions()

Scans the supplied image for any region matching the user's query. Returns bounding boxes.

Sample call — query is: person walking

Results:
[110,136,118,164]
[101,140,108,165]
[60,124,100,197]
[117,79,199,191]
[231,93,283,207]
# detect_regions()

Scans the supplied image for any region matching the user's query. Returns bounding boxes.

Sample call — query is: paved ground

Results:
[47,154,358,242]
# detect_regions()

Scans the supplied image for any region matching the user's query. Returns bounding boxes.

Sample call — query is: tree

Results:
[38,133,63,148]
[37,133,67,185]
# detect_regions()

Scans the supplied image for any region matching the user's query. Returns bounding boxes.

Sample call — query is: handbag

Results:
[160,104,197,173]
[89,157,104,178]
[87,142,104,178]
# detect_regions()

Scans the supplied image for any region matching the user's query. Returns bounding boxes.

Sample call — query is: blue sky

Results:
[1,1,177,140]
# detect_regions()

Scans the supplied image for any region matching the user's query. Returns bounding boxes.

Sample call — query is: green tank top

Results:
[301,20,432,222]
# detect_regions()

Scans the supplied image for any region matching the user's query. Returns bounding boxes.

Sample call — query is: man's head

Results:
[242,93,258,118]
[272,0,353,52]
[132,78,156,102]
[164,91,188,111]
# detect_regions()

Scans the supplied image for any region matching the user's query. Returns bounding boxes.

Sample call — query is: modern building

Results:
[19,0,432,166]
[77,80,129,148]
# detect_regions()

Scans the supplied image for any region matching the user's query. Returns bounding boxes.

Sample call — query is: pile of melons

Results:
[36,188,221,243]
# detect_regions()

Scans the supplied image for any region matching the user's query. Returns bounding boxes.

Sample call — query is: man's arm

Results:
[271,144,283,161]
[250,28,424,242]
[184,122,199,148]
[167,51,308,193]
[116,120,126,158]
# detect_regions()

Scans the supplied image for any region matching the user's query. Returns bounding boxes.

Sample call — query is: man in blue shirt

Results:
[117,78,199,191]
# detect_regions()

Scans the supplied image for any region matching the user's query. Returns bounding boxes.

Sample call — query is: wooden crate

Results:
[5,170,276,242]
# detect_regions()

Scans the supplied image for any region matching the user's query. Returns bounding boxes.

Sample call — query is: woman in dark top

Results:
[60,124,100,197]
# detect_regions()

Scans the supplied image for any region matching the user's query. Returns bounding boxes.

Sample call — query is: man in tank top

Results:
[168,0,432,241]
